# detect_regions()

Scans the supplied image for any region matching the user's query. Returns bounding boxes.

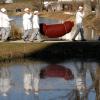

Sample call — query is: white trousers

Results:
[30,28,42,41]
[1,27,11,41]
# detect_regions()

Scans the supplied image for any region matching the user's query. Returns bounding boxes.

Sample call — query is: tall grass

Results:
[10,21,22,40]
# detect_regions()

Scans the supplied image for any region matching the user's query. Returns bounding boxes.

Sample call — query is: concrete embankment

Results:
[0,41,100,63]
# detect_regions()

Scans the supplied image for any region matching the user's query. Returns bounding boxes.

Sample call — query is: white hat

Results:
[24,8,29,12]
[1,8,6,12]
[34,11,39,14]
[78,6,83,10]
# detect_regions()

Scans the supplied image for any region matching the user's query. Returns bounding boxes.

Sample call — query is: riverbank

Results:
[0,41,100,63]
[40,11,75,21]
[0,42,49,61]
[0,2,75,20]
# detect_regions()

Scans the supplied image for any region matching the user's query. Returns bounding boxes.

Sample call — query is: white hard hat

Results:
[34,11,39,14]
[1,8,6,12]
[24,8,29,12]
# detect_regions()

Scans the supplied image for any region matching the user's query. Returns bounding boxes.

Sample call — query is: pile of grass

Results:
[10,22,22,40]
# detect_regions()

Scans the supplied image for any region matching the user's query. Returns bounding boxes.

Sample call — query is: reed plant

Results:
[10,22,22,40]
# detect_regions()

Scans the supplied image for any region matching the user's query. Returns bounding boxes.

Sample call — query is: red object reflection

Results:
[40,64,74,80]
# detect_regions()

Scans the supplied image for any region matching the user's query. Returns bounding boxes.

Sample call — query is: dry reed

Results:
[10,22,22,40]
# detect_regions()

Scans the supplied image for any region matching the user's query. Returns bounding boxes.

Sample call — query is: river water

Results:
[11,16,60,28]
[0,59,99,100]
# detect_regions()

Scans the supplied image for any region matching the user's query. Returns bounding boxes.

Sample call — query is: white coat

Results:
[23,13,32,30]
[32,15,39,29]
[0,12,3,27]
[75,11,84,24]
[2,13,12,28]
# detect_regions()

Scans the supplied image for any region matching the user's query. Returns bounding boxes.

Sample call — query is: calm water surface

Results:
[0,60,99,100]
[11,16,60,28]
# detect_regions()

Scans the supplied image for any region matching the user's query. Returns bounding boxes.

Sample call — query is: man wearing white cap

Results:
[72,6,86,41]
[29,11,42,42]
[22,8,33,41]
[0,8,13,41]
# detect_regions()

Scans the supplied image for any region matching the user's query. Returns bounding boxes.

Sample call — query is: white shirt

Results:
[2,13,12,28]
[23,13,32,30]
[0,12,3,27]
[75,11,84,24]
[32,15,39,28]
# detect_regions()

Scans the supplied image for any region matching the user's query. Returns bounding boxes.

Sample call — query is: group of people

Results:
[0,7,42,42]
[0,6,86,42]
[22,6,86,42]
[22,8,42,42]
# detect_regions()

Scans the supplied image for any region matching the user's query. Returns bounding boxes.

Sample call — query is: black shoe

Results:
[81,39,86,41]
[72,39,76,41]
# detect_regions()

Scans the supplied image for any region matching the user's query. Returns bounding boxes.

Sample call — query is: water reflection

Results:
[23,63,46,95]
[24,66,32,95]
[0,60,99,100]
[74,62,87,100]
[0,66,11,96]
[40,64,74,80]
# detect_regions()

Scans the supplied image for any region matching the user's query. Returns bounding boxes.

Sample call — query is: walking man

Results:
[1,8,12,41]
[22,8,32,41]
[72,6,86,41]
[29,11,42,42]
[0,10,3,39]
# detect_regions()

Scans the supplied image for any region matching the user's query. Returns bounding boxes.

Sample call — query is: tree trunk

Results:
[83,0,92,40]
[95,66,100,100]
[96,0,100,18]
[84,0,92,17]
[40,0,44,11]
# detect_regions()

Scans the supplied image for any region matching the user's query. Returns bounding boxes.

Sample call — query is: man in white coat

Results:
[1,8,12,41]
[72,6,86,41]
[22,8,32,41]
[29,11,42,42]
[0,11,3,38]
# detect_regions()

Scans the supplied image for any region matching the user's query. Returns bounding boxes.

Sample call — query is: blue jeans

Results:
[72,23,85,40]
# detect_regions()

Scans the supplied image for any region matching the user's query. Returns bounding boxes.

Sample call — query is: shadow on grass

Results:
[26,41,100,63]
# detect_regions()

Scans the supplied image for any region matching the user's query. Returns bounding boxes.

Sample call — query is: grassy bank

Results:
[0,41,100,63]
[40,11,75,21]
[0,42,50,61]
